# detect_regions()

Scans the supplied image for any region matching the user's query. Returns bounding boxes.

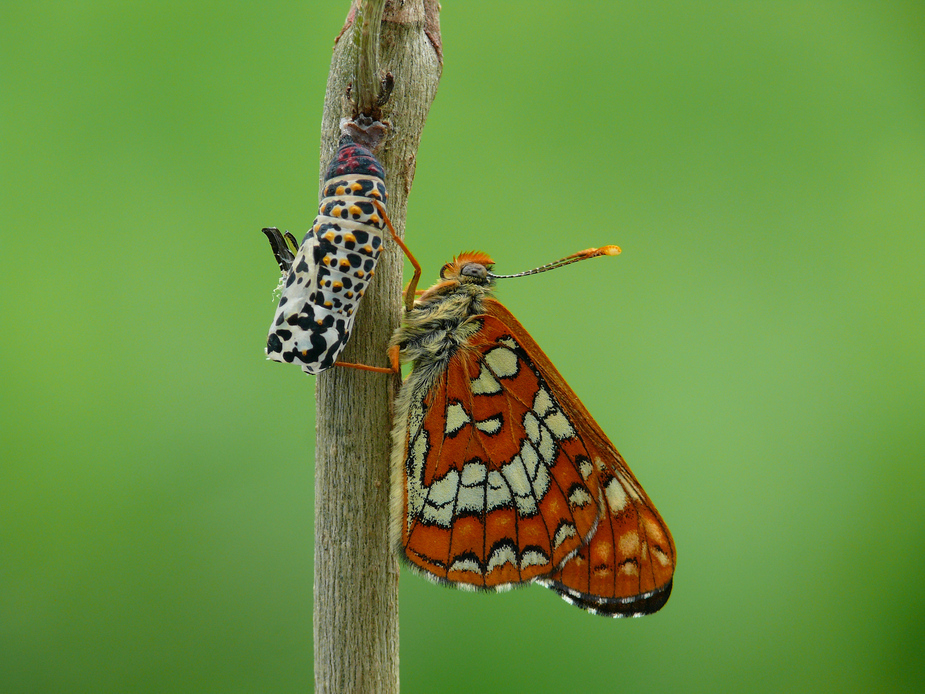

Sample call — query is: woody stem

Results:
[312,3,441,693]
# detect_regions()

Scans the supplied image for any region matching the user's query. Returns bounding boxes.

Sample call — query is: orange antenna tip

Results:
[487,244,622,280]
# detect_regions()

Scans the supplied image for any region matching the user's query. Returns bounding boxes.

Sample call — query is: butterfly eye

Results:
[460,263,488,280]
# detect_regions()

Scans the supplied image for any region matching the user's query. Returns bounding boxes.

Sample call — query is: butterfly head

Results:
[418,246,621,305]
[440,252,497,286]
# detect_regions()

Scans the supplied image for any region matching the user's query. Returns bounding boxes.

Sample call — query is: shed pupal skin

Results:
[265,137,391,374]
[264,125,421,376]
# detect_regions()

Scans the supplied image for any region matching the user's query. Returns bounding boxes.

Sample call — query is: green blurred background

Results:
[3,1,923,692]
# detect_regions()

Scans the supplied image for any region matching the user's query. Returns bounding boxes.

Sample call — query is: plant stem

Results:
[312,2,441,692]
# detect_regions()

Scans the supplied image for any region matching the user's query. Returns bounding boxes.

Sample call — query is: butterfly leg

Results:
[372,201,422,312]
[333,344,401,374]
[332,362,395,374]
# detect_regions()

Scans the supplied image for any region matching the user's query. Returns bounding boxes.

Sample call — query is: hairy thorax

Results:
[392,281,489,379]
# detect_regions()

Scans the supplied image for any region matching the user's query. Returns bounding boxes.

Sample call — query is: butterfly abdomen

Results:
[266,137,388,374]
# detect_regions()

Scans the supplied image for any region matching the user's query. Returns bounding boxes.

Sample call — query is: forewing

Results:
[396,314,605,590]
[482,299,676,616]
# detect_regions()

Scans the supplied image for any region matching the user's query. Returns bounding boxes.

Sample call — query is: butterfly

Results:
[265,130,418,375]
[387,248,676,616]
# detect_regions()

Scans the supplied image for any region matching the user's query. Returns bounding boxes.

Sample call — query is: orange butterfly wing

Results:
[396,309,604,589]
[481,299,676,615]
[396,296,675,614]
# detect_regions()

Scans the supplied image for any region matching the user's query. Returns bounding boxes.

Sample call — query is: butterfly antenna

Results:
[486,245,621,279]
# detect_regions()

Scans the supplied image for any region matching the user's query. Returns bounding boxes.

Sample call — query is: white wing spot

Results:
[409,429,427,473]
[514,496,537,516]
[605,477,629,513]
[537,428,556,464]
[568,486,593,508]
[449,557,482,575]
[484,347,519,379]
[470,364,502,395]
[502,459,530,497]
[520,439,551,501]
[423,470,458,527]
[644,517,663,539]
[406,429,429,528]
[501,459,538,515]
[487,471,513,511]
[620,561,640,577]
[428,470,459,507]
[520,441,539,478]
[531,460,550,500]
[553,523,577,550]
[521,549,549,569]
[487,545,517,572]
[456,484,485,515]
[618,531,640,556]
[458,460,487,515]
[544,411,575,440]
[460,461,487,486]
[475,415,502,435]
[532,388,554,416]
[422,501,453,527]
[523,412,541,444]
[617,468,643,502]
[578,458,593,479]
[445,402,471,435]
